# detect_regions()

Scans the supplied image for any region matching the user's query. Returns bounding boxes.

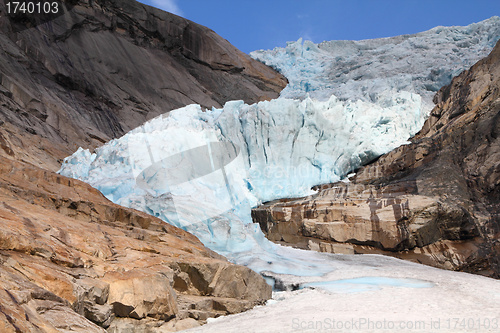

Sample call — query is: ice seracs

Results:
[250,16,500,107]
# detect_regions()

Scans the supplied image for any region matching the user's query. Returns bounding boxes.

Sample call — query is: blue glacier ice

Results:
[59,95,425,277]
[59,18,500,286]
[302,276,434,293]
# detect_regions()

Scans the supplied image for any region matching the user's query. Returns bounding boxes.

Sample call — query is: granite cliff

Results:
[0,0,286,331]
[253,40,500,278]
[0,0,287,170]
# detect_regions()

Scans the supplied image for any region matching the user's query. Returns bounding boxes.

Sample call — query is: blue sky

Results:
[138,0,500,54]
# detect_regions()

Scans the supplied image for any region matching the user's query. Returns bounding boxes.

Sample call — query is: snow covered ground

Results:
[58,17,500,333]
[182,255,500,332]
[59,95,500,333]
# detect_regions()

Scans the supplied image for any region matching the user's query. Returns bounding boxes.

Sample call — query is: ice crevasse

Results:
[59,17,500,280]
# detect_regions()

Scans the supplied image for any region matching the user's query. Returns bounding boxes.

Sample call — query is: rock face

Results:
[0,0,287,170]
[0,156,272,332]
[253,40,500,278]
[0,0,282,331]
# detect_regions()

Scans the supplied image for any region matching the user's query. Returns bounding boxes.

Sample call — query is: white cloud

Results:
[150,0,184,17]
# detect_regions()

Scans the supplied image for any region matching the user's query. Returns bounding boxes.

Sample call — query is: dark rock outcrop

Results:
[253,40,500,278]
[0,0,287,170]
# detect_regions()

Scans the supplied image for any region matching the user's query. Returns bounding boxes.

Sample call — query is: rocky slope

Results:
[0,0,285,331]
[0,0,287,170]
[0,157,271,332]
[253,40,500,278]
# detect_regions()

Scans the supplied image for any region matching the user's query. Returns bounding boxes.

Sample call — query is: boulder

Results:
[103,269,178,320]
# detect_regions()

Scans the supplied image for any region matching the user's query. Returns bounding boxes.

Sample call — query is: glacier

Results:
[59,93,427,276]
[250,16,500,107]
[59,18,500,287]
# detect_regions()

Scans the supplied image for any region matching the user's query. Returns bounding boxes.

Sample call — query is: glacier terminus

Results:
[59,17,500,306]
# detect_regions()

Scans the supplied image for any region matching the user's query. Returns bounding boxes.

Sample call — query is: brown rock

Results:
[0,157,271,331]
[0,0,283,331]
[169,262,271,302]
[106,317,200,333]
[103,268,178,320]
